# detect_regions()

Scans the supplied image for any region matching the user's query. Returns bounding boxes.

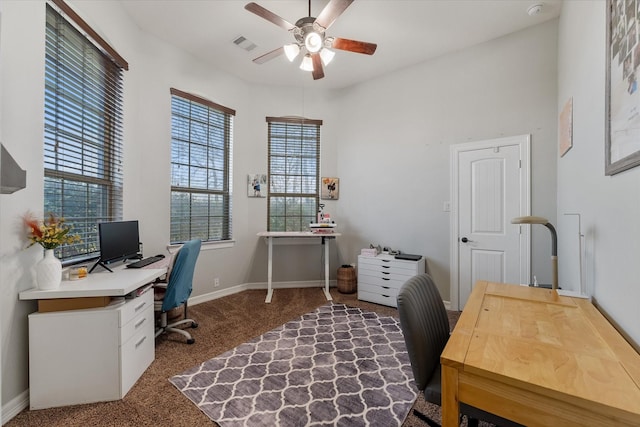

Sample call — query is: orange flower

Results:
[23,213,43,240]
[23,212,81,250]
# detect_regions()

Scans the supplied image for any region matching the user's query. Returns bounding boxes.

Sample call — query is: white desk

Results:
[20,265,165,299]
[258,231,341,303]
[19,264,166,409]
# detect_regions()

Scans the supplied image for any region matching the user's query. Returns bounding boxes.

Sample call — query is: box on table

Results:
[360,248,378,257]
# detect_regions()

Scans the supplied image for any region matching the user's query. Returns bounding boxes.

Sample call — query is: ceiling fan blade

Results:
[331,37,377,55]
[311,53,324,80]
[315,0,354,30]
[253,47,284,64]
[245,2,296,31]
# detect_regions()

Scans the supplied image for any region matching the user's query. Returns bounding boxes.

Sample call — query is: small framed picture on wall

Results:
[248,173,266,197]
[321,177,339,200]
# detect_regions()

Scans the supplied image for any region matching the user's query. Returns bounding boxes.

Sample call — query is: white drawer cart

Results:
[28,290,155,409]
[357,254,425,307]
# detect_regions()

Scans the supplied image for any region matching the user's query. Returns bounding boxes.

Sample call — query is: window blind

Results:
[44,3,126,262]
[267,117,322,231]
[170,88,235,243]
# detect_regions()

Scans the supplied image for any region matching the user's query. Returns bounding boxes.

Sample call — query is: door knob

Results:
[461,237,473,243]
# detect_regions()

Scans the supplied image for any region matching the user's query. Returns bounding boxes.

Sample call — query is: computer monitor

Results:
[89,220,141,273]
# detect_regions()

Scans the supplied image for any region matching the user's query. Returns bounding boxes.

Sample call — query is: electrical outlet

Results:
[214,278,220,287]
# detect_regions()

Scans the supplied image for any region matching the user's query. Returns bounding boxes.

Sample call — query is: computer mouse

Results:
[155,254,165,259]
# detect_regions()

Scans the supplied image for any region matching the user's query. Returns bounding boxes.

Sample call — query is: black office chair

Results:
[154,239,201,344]
[397,274,523,427]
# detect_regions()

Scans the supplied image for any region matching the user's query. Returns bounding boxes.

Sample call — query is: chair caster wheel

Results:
[191,322,198,329]
[187,338,195,344]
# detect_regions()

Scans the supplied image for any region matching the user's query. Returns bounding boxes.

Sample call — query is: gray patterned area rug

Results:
[169,303,418,426]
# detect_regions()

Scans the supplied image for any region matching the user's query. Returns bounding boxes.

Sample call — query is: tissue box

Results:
[360,248,378,257]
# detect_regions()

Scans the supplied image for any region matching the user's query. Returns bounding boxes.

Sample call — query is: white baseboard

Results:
[189,281,451,313]
[247,280,337,290]
[188,282,251,306]
[2,389,28,425]
[189,280,337,306]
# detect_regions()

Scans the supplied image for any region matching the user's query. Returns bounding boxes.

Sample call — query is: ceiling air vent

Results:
[233,35,257,52]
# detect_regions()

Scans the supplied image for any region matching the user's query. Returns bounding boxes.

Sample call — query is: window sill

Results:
[167,239,235,254]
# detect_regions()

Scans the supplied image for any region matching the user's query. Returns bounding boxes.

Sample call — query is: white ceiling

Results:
[119,0,562,90]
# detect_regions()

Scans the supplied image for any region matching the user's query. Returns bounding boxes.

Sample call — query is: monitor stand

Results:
[89,259,113,274]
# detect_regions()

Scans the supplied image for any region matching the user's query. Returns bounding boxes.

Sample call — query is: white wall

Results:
[331,20,559,299]
[558,1,640,346]
[1,0,46,415]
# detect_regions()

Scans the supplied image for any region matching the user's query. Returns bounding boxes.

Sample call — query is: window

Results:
[44,1,128,262]
[170,88,234,244]
[267,117,322,231]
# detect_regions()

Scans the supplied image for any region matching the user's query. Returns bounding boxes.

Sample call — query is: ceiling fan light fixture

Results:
[300,54,314,71]
[245,1,377,80]
[320,48,335,66]
[283,43,300,61]
[304,31,323,53]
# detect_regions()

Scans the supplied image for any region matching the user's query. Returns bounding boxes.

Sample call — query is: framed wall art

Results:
[606,0,640,175]
[559,97,573,157]
[321,177,339,200]
[247,173,266,197]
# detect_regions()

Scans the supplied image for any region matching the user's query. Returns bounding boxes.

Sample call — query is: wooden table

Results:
[257,231,340,303]
[440,281,640,427]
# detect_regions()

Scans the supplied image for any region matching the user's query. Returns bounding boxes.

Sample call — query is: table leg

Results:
[265,237,273,303]
[441,365,460,427]
[323,238,332,301]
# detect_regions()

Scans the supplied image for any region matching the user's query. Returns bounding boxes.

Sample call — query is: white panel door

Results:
[451,136,530,309]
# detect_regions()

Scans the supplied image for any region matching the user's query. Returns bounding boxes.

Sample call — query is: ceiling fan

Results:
[244,0,377,80]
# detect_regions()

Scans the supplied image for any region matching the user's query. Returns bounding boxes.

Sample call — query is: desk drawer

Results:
[120,305,154,396]
[359,256,419,271]
[358,282,401,299]
[120,302,154,345]
[120,291,153,327]
[358,274,406,290]
[358,266,416,281]
[358,290,397,308]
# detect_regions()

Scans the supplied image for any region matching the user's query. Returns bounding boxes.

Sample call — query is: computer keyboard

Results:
[126,256,164,269]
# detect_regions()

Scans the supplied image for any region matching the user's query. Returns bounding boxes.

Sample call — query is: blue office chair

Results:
[154,239,201,344]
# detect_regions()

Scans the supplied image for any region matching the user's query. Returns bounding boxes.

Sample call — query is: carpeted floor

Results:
[6,287,468,427]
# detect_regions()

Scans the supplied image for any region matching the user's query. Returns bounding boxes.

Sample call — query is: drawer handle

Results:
[382,294,390,298]
[382,260,391,263]
[381,265,390,269]
[135,336,147,348]
[135,317,146,329]
[382,286,390,289]
[382,277,390,280]
[134,301,146,312]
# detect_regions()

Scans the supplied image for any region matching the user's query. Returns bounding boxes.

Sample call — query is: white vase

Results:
[36,249,62,290]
